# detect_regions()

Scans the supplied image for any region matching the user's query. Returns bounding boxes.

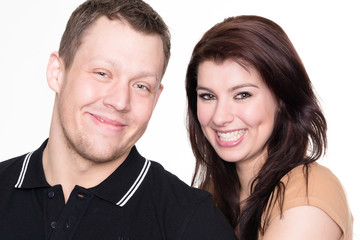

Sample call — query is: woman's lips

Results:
[216,129,246,147]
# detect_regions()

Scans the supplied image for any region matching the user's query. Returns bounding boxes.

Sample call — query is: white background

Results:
[0,0,359,238]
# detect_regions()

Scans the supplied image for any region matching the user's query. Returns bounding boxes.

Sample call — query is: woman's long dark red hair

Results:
[186,15,327,239]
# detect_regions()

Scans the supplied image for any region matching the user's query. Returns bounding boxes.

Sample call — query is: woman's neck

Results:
[236,150,268,202]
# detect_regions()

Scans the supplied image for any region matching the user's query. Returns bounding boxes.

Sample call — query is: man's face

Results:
[52,16,164,164]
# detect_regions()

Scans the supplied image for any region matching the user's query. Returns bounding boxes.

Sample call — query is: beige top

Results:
[261,163,353,239]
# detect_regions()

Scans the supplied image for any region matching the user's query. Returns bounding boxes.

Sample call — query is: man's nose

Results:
[103,81,131,112]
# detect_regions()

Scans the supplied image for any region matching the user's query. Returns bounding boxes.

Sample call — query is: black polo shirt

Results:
[0,140,237,239]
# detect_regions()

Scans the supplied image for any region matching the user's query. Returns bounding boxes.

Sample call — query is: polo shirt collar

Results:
[88,146,151,207]
[15,139,50,189]
[14,139,151,207]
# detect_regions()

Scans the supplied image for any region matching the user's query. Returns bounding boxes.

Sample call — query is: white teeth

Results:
[217,130,245,142]
[97,117,105,122]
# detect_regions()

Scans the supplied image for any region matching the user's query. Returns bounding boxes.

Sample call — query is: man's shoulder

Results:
[144,159,215,216]
[147,160,211,202]
[0,154,26,172]
[144,160,237,239]
[0,153,27,187]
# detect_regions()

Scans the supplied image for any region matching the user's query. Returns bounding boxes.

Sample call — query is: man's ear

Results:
[46,51,64,93]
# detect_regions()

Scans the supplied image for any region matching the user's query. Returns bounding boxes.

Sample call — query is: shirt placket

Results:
[46,186,93,240]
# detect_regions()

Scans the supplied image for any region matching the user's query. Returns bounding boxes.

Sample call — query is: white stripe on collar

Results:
[14,152,151,206]
[15,151,34,188]
[116,158,151,207]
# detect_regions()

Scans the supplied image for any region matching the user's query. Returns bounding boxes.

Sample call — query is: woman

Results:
[186,15,352,239]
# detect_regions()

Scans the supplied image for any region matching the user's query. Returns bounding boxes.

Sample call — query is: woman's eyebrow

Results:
[196,84,259,92]
[196,86,213,92]
[230,84,259,92]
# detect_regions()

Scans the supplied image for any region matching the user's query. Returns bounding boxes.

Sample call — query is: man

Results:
[0,0,237,239]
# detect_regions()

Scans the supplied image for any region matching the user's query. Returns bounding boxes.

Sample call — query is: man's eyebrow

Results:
[90,57,160,81]
[132,71,159,81]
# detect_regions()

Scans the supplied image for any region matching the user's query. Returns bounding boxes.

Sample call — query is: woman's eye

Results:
[236,92,251,100]
[199,93,216,100]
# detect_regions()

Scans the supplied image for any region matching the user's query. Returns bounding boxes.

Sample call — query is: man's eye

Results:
[236,92,251,100]
[199,93,216,100]
[134,84,149,91]
[97,72,108,77]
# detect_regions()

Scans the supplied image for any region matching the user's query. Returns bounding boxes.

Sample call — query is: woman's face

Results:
[196,60,278,165]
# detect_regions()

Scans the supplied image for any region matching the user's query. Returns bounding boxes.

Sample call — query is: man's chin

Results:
[66,139,128,165]
[77,147,130,165]
[62,129,135,164]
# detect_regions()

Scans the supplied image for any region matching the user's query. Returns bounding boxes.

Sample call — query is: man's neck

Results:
[42,138,128,203]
